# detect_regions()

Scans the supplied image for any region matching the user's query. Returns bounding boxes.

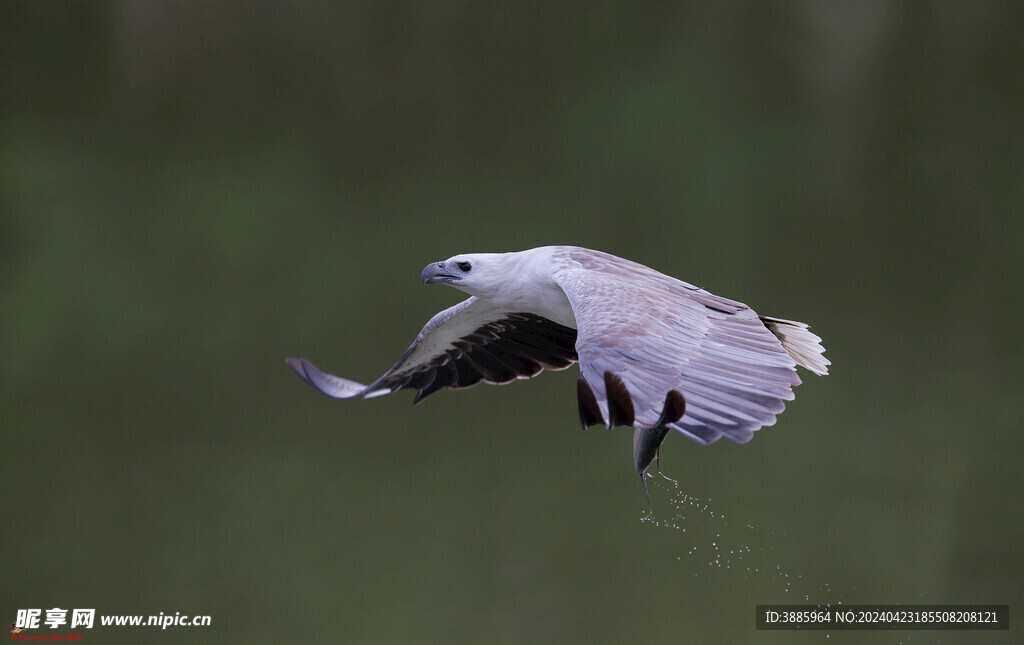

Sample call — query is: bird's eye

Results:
[458,262,472,272]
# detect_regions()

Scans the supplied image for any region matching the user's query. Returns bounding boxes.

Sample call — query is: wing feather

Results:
[287,297,578,403]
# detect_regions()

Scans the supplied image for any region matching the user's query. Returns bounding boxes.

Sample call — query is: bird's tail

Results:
[760,316,830,376]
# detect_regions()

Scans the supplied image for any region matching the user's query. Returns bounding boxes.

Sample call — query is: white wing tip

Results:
[286,357,369,398]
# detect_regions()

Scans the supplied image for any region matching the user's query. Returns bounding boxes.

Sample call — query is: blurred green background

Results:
[2,2,1022,643]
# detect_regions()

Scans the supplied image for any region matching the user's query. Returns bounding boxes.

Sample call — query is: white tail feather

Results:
[760,316,830,376]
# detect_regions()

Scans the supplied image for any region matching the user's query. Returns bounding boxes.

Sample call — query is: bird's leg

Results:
[640,471,653,517]
[649,390,684,486]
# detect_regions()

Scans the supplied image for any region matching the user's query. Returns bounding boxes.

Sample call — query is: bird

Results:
[287,246,828,500]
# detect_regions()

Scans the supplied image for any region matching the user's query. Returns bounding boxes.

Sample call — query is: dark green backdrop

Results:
[3,2,1021,643]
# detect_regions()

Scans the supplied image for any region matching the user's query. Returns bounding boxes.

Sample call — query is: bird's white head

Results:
[420,253,511,299]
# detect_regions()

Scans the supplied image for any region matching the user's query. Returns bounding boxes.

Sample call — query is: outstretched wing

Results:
[287,296,578,404]
[554,249,811,446]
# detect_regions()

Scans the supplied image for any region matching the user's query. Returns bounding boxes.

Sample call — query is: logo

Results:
[11,608,210,634]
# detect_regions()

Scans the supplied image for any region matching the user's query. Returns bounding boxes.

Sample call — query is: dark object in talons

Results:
[633,426,671,477]
[655,389,686,426]
[634,426,672,511]
[576,378,604,429]
[603,371,635,428]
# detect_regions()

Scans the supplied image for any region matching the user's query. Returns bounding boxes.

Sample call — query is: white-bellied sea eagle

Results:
[287,246,828,495]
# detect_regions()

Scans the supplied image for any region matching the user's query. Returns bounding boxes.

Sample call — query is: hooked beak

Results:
[421,262,460,285]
